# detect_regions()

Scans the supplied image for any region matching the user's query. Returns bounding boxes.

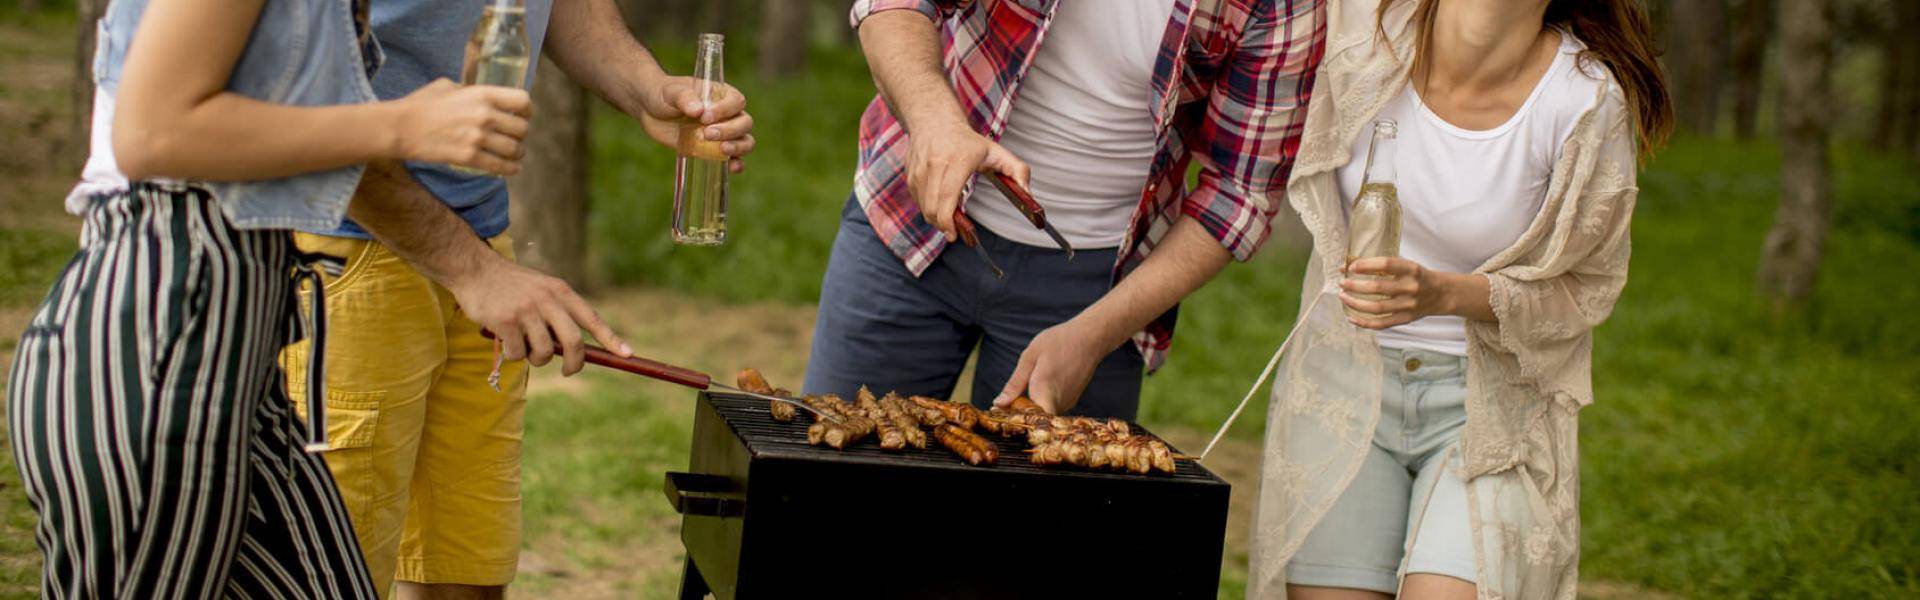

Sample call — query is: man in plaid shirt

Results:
[803,0,1325,419]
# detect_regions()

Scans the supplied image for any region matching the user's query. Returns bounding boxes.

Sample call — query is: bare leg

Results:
[396,582,506,600]
[1398,573,1476,600]
[1286,585,1393,600]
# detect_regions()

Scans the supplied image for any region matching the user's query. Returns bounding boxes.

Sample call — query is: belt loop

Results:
[292,259,331,454]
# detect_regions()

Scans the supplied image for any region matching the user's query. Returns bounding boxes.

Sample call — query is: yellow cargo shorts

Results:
[281,232,528,595]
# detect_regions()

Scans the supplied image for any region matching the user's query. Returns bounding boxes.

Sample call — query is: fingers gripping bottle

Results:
[453,0,531,176]
[1345,119,1402,320]
[671,34,730,246]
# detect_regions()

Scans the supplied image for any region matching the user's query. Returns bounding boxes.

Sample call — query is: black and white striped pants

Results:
[6,184,377,599]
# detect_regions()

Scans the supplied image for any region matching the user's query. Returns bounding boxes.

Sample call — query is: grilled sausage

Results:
[934,424,996,465]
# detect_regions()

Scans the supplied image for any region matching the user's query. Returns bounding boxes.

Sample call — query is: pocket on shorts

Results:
[309,389,383,451]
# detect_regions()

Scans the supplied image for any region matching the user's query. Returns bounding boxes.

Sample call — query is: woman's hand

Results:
[1339,257,1485,329]
[390,79,533,176]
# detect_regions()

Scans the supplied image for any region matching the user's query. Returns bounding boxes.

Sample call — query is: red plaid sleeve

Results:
[1182,0,1326,261]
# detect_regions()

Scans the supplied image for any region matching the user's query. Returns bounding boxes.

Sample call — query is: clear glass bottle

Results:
[453,0,531,176]
[671,34,730,246]
[1345,119,1402,320]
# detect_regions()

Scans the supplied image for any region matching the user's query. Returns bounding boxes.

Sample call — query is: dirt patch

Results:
[518,514,687,598]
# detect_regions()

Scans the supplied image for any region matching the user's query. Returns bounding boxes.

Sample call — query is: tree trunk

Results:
[835,0,861,46]
[1726,0,1770,139]
[1901,2,1920,158]
[1666,0,1727,135]
[508,58,592,290]
[1874,2,1919,152]
[1758,0,1833,311]
[699,0,734,38]
[758,0,812,79]
[73,0,110,162]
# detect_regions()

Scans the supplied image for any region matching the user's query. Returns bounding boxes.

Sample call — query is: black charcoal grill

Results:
[666,392,1232,599]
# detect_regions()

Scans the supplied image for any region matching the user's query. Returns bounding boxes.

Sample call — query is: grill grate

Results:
[704,393,1224,483]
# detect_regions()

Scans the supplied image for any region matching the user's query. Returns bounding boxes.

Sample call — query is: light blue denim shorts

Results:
[1286,347,1478,593]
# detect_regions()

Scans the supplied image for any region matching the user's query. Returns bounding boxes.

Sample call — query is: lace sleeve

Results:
[1472,91,1638,405]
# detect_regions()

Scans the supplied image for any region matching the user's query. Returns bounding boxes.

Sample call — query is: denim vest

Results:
[84,0,381,231]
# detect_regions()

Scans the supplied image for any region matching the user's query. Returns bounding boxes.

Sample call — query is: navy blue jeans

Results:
[803,198,1145,420]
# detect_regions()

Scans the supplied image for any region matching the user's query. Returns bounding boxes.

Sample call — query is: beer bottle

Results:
[453,0,531,176]
[671,34,730,246]
[1345,119,1402,320]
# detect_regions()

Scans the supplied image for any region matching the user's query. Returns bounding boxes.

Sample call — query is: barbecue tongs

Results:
[951,171,1076,280]
[483,332,837,422]
[572,346,838,422]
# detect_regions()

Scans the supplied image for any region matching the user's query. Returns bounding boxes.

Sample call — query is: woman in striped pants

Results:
[5,0,534,595]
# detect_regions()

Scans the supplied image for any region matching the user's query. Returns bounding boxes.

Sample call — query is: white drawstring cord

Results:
[1198,282,1336,461]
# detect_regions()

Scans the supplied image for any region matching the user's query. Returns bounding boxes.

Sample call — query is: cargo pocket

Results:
[292,388,384,521]
[314,389,382,450]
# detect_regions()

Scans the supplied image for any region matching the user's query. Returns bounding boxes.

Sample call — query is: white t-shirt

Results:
[1337,32,1604,356]
[968,0,1175,250]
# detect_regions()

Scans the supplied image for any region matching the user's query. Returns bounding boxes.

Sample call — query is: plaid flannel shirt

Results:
[848,0,1325,371]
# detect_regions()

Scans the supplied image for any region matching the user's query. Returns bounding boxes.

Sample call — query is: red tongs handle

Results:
[581,346,714,390]
[988,171,1047,229]
[482,330,713,390]
[953,207,983,247]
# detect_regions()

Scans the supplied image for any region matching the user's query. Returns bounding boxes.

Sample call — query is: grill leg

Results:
[678,556,710,600]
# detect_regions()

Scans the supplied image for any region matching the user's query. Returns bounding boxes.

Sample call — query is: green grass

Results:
[517,372,694,598]
[1577,138,1920,597]
[0,229,69,310]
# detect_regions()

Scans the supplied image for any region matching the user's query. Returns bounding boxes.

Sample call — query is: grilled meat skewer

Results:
[909,396,978,430]
[933,424,998,465]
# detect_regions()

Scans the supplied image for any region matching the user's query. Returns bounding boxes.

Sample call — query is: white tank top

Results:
[1336,32,1605,356]
[968,0,1176,250]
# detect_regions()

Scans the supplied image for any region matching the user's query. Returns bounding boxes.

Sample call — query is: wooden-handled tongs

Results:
[986,171,1075,260]
[483,332,838,422]
[950,172,1076,281]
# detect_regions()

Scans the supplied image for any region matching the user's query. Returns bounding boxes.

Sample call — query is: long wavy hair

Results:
[1379,0,1674,156]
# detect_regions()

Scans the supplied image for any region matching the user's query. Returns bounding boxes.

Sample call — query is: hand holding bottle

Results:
[636,76,755,171]
[389,79,532,176]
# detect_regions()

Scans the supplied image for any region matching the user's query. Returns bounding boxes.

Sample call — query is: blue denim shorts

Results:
[1286,347,1478,593]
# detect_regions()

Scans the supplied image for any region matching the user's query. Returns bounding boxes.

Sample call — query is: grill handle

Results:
[665,472,746,517]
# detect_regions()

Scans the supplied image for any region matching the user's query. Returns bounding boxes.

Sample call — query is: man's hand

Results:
[992,317,1123,415]
[346,159,635,378]
[445,257,632,377]
[907,123,1030,242]
[855,8,1029,242]
[631,76,756,173]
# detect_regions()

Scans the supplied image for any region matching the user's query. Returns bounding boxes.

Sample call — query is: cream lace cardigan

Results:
[1246,1,1639,598]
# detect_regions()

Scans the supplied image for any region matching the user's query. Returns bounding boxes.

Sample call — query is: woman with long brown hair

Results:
[1246,0,1671,598]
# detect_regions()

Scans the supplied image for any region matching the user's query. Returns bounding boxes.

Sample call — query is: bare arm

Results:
[994,218,1233,412]
[858,8,1028,240]
[113,0,532,180]
[347,160,632,374]
[859,10,968,138]
[544,0,756,169]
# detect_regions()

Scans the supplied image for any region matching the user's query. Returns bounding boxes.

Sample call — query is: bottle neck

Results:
[1361,129,1396,186]
[693,36,725,83]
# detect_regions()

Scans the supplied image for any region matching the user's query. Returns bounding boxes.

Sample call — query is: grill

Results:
[667,392,1232,599]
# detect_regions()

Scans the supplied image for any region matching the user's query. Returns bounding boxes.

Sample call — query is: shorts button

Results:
[1405,357,1421,372]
